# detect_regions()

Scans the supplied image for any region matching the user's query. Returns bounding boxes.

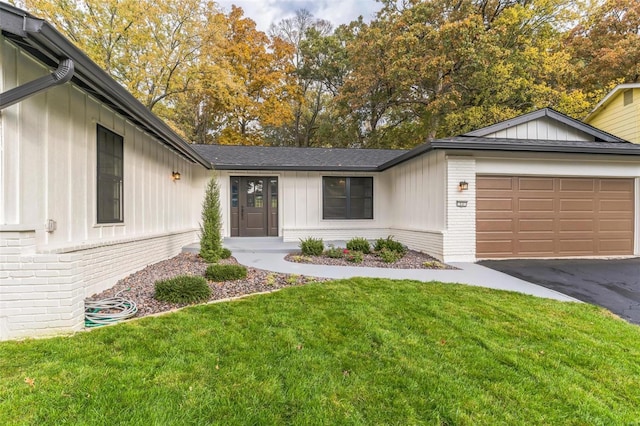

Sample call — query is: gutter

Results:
[0,58,74,110]
[0,4,212,169]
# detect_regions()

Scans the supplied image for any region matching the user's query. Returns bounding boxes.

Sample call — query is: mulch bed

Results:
[86,249,455,323]
[285,249,455,269]
[86,253,324,319]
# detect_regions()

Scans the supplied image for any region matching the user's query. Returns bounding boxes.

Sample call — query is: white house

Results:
[195,108,640,262]
[0,3,212,340]
[4,3,640,341]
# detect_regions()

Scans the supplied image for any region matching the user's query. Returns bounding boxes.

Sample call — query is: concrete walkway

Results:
[184,238,578,302]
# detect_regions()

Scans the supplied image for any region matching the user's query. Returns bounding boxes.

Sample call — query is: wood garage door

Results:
[477,176,634,258]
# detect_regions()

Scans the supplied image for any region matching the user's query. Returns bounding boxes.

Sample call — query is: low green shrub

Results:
[374,236,407,254]
[220,248,232,259]
[205,264,247,281]
[344,250,364,263]
[300,237,324,256]
[154,275,211,304]
[346,237,371,254]
[324,245,344,259]
[378,247,402,263]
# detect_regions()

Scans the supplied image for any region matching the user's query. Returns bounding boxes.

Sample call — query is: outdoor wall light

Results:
[172,171,181,181]
[458,181,469,191]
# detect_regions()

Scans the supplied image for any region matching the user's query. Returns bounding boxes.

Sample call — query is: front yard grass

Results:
[1,278,639,424]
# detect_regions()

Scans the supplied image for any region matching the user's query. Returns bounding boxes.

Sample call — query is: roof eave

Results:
[430,140,640,156]
[213,164,381,172]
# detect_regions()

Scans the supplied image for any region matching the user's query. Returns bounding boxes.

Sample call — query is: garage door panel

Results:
[560,199,594,212]
[599,199,634,212]
[518,178,554,191]
[477,177,513,190]
[599,219,634,232]
[560,179,595,192]
[559,219,594,232]
[518,219,554,232]
[518,198,554,212]
[598,239,633,254]
[518,239,555,254]
[476,219,513,232]
[477,176,634,258]
[558,239,596,254]
[477,198,512,211]
[600,179,634,192]
[477,240,515,256]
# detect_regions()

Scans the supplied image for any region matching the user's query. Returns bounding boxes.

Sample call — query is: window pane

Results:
[97,125,124,223]
[323,176,373,220]
[270,179,278,208]
[231,178,239,208]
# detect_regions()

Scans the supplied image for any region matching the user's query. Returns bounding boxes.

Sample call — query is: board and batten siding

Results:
[587,88,640,143]
[0,39,206,251]
[482,116,596,141]
[215,170,393,241]
[384,150,448,259]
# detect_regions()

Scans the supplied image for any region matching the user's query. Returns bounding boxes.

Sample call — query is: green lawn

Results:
[1,279,639,425]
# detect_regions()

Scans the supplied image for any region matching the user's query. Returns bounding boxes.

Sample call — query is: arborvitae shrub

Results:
[200,177,223,262]
[220,248,232,259]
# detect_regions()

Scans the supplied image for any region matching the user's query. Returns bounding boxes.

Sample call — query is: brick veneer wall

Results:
[0,229,197,341]
[443,156,477,262]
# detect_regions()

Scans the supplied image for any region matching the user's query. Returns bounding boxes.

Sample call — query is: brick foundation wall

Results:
[0,229,198,341]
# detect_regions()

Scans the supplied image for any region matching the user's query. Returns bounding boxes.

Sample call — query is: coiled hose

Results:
[85,290,138,328]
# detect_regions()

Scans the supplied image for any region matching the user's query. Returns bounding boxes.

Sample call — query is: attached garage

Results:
[477,176,634,258]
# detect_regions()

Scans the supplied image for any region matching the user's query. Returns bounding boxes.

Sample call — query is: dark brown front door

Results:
[230,176,278,237]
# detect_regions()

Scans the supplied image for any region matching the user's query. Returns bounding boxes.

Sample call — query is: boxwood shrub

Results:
[346,237,371,254]
[205,264,247,281]
[154,275,211,304]
[374,236,407,255]
[300,237,324,256]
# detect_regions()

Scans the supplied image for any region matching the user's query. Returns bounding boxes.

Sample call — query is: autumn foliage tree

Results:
[19,0,640,148]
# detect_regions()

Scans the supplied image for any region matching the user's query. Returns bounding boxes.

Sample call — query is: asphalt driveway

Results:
[479,258,640,325]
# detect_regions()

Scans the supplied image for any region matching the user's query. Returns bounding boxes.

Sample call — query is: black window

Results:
[97,125,124,223]
[323,177,373,220]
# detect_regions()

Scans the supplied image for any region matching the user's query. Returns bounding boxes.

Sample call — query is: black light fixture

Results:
[458,181,469,191]
[172,171,181,181]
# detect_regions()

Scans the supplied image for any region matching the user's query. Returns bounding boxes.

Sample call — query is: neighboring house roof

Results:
[584,83,640,123]
[465,107,624,142]
[0,3,211,168]
[192,144,408,171]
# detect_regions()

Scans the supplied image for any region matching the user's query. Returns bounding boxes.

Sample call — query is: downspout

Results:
[0,58,74,110]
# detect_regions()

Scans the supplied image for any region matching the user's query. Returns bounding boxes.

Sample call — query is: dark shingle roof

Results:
[192,145,408,171]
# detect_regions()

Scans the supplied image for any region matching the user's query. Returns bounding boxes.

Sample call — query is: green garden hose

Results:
[84,290,138,328]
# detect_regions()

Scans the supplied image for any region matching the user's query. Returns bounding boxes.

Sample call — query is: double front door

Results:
[230,176,278,237]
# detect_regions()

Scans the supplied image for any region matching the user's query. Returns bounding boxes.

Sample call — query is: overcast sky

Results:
[215,0,383,32]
